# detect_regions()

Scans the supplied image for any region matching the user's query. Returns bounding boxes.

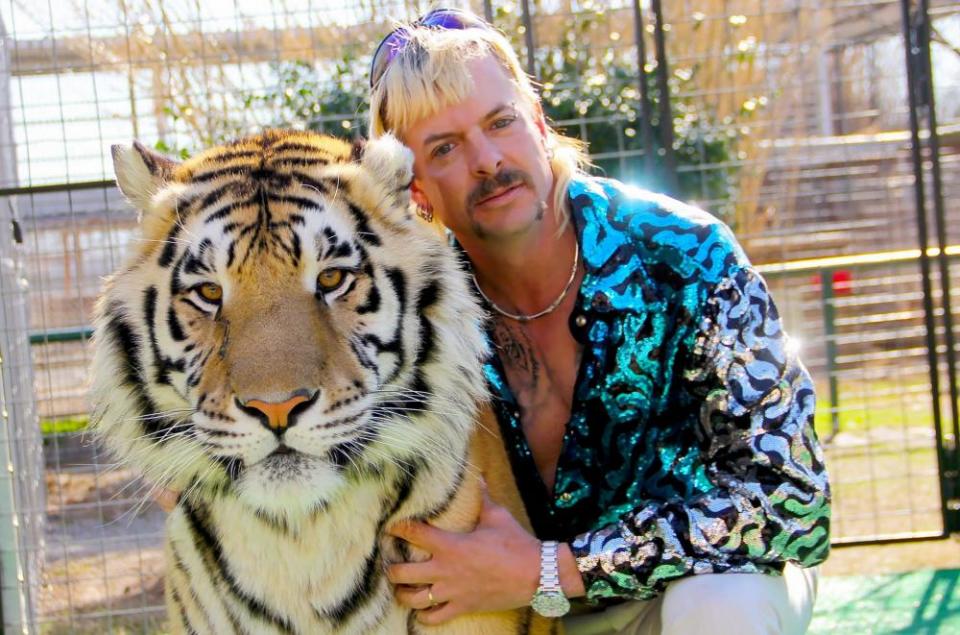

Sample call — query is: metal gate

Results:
[0,0,958,632]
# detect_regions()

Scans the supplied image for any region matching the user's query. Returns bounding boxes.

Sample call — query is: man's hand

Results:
[387,491,542,625]
[153,487,179,513]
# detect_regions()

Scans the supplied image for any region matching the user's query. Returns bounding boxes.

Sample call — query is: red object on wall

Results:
[832,269,853,296]
[809,269,853,296]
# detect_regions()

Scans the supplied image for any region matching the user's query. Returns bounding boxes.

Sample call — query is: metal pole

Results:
[820,269,841,440]
[519,0,536,79]
[482,0,493,24]
[0,180,113,197]
[649,0,678,195]
[900,0,950,537]
[631,0,656,177]
[916,0,960,518]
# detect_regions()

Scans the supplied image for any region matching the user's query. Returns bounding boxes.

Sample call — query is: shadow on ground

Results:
[811,569,960,634]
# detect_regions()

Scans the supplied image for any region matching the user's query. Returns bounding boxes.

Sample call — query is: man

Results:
[373,9,830,635]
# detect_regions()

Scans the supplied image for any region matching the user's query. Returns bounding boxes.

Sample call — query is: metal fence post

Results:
[900,0,956,535]
[913,0,960,533]
[649,0,678,195]
[820,269,841,440]
[631,0,656,178]
[519,0,536,79]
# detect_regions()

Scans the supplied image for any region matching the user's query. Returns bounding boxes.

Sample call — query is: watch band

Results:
[539,540,562,593]
[531,540,570,617]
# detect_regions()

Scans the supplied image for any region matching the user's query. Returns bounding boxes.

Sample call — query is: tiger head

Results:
[92,131,487,522]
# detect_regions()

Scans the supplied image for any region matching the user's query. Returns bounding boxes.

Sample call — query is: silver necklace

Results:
[471,241,580,322]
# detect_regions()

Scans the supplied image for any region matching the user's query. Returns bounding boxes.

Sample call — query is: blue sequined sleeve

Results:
[570,265,831,602]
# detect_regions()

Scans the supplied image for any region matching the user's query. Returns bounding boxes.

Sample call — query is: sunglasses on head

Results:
[369,8,490,88]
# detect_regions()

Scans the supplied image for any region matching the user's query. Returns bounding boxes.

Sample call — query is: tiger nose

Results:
[236,390,318,433]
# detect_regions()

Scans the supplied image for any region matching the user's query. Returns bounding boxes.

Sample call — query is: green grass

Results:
[40,416,89,436]
[813,380,936,440]
[39,615,168,635]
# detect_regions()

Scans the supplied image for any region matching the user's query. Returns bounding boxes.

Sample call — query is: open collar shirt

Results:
[482,174,831,603]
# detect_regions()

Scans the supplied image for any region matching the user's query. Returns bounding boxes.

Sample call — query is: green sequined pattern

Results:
[483,176,831,603]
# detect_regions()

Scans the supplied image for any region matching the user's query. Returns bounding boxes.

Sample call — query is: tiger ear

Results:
[111,141,179,211]
[350,138,366,162]
[360,134,414,210]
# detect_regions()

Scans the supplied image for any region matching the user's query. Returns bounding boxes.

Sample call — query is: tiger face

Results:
[92,131,487,525]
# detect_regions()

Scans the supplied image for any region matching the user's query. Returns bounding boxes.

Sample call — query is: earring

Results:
[416,205,434,222]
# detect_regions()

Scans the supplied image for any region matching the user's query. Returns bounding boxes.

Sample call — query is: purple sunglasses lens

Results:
[370,10,479,86]
[377,30,410,66]
[420,11,470,29]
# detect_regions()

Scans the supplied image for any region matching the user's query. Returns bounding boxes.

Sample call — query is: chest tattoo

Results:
[491,319,540,390]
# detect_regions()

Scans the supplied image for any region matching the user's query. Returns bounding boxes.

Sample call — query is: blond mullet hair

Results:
[368,24,589,226]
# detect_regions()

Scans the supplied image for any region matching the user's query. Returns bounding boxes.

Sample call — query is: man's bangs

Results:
[378,34,490,136]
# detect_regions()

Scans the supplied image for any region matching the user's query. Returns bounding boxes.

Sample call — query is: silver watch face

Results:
[531,590,571,617]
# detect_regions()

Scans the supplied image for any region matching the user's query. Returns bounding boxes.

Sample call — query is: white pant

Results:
[562,564,819,635]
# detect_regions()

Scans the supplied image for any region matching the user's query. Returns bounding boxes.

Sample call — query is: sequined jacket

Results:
[483,175,831,603]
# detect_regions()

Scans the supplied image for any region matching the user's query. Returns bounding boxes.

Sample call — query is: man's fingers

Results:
[416,601,460,626]
[477,476,489,498]
[393,584,438,610]
[154,487,179,513]
[386,561,436,586]
[477,485,511,525]
[387,520,450,550]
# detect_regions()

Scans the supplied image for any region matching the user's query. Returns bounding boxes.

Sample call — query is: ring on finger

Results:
[427,586,437,608]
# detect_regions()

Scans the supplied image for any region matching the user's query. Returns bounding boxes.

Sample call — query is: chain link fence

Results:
[0,0,958,632]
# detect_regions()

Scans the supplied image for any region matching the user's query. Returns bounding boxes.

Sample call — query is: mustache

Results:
[467,169,534,209]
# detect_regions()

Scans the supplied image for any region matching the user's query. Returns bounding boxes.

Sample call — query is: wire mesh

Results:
[0,0,958,632]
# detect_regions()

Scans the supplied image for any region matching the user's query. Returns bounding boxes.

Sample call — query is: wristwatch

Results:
[530,540,571,617]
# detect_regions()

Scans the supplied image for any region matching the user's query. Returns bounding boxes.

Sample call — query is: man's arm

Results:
[570,265,831,603]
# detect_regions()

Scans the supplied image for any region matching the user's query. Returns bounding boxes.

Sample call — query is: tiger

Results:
[90,130,556,635]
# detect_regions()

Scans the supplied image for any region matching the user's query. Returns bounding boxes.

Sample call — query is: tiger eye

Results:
[198,283,223,303]
[317,269,345,291]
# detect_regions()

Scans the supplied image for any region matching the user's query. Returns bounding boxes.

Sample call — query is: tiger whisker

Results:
[360,428,481,482]
[140,424,196,445]
[363,419,467,468]
[373,386,473,412]
[130,408,195,419]
[180,461,222,505]
[132,237,194,249]
[111,447,209,523]
[347,434,421,479]
[370,405,469,423]
[368,411,474,456]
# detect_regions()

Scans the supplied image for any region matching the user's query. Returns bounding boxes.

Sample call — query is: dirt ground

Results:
[823,537,960,577]
[39,467,167,632]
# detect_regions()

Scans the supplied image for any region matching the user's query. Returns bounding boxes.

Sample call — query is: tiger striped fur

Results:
[91,130,556,635]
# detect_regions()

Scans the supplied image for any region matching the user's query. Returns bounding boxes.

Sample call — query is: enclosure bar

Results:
[0,180,113,197]
[757,245,960,277]
[519,0,536,78]
[27,328,94,345]
[649,0,678,194]
[819,269,840,439]
[831,530,948,547]
[631,0,655,175]
[917,0,960,520]
[482,0,493,24]
[900,0,950,539]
